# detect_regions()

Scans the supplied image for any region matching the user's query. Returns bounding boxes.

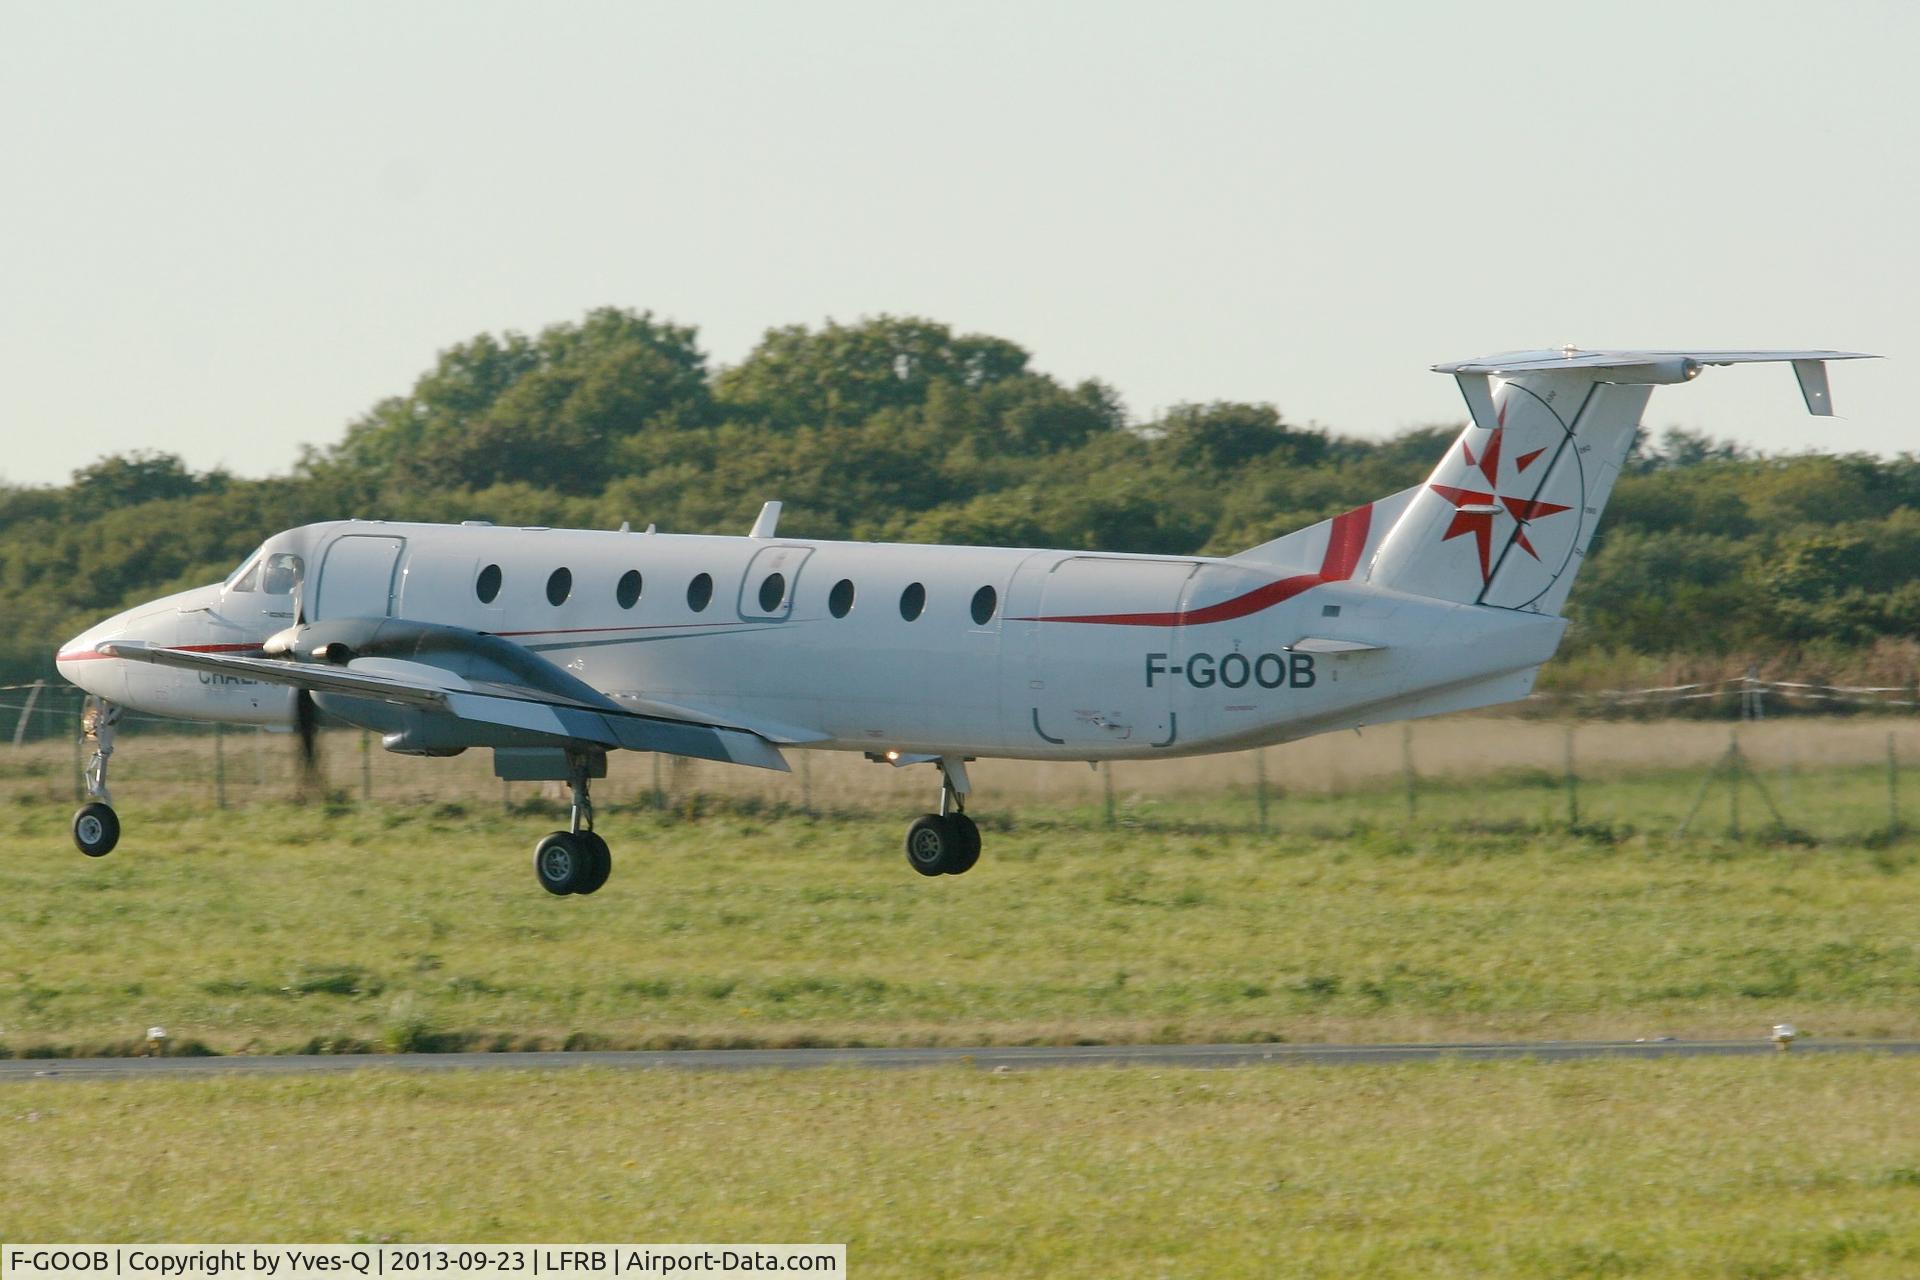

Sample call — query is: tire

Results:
[945,812,981,875]
[905,814,958,877]
[575,831,612,896]
[73,803,120,858]
[533,831,587,896]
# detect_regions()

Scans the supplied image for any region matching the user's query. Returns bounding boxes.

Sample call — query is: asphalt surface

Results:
[5,1038,1918,1082]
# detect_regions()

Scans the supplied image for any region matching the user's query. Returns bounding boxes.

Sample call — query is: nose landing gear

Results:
[904,757,981,877]
[532,750,613,896]
[73,697,122,857]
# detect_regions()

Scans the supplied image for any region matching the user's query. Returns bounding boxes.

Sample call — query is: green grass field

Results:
[3,754,1919,1056]
[6,1058,1920,1276]
[8,737,1920,1271]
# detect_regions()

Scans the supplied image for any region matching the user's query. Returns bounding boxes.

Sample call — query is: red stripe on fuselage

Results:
[1016,502,1374,627]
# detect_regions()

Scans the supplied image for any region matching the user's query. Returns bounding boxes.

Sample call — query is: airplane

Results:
[54,347,1873,896]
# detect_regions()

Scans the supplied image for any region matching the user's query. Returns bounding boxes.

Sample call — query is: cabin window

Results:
[688,572,714,612]
[262,553,304,596]
[828,578,855,618]
[616,570,642,609]
[758,572,787,613]
[971,585,998,626]
[899,582,926,621]
[546,567,572,606]
[476,564,502,604]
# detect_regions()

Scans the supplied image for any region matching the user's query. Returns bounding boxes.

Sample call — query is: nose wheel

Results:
[72,697,122,858]
[904,758,982,876]
[73,802,120,857]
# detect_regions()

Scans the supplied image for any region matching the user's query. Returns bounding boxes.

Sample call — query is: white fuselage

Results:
[58,519,1565,761]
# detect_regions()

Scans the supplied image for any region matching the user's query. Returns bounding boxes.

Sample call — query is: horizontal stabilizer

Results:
[1435,348,1877,418]
[1434,348,1876,374]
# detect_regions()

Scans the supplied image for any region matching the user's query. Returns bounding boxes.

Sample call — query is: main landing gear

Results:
[73,697,122,858]
[904,758,981,877]
[532,750,612,896]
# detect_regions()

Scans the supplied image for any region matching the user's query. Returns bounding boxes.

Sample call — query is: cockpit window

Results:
[228,556,262,593]
[262,553,305,595]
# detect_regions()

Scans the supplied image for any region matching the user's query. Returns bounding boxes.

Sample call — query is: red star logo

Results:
[1428,402,1570,582]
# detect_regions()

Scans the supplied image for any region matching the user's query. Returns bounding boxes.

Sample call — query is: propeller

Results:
[285,566,324,794]
[294,687,321,791]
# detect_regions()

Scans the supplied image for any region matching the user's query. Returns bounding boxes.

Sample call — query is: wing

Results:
[99,638,792,772]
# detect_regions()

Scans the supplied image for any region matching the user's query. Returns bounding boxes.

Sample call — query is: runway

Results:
[5,1037,1918,1082]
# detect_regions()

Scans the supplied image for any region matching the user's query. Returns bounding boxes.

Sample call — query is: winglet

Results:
[1792,359,1835,416]
[1453,372,1501,435]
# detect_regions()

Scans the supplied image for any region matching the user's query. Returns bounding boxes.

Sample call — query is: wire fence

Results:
[1,674,1915,842]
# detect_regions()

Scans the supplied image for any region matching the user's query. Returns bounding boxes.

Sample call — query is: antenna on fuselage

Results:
[749,501,782,539]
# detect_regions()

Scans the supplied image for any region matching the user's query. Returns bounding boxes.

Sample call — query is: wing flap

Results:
[606,692,830,745]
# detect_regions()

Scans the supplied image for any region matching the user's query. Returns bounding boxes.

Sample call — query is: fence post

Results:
[1254,750,1270,835]
[1103,761,1117,829]
[1564,723,1578,828]
[1402,723,1417,822]
[651,752,665,809]
[361,730,372,802]
[801,751,814,815]
[1728,729,1741,839]
[214,722,227,810]
[12,679,44,747]
[1889,733,1901,838]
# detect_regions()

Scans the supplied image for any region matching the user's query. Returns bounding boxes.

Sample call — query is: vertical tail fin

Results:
[1365,348,1875,615]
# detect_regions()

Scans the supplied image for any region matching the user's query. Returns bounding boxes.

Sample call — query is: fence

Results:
[2,675,1916,841]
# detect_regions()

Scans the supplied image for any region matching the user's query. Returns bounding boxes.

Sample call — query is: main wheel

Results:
[533,831,591,896]
[905,814,962,877]
[73,802,120,857]
[945,812,981,875]
[575,831,612,895]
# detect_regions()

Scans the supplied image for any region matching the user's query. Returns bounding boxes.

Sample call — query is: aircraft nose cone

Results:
[56,615,134,701]
[56,628,101,668]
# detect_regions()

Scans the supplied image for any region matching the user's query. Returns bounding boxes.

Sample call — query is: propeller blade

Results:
[295,688,319,783]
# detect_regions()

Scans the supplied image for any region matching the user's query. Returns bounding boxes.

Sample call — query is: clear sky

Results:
[2,0,1912,488]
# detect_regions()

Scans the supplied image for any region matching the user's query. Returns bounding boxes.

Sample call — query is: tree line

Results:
[2,307,1913,688]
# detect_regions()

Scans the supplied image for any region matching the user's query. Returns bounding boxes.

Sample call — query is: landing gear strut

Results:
[73,697,121,857]
[532,750,612,896]
[905,757,980,877]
